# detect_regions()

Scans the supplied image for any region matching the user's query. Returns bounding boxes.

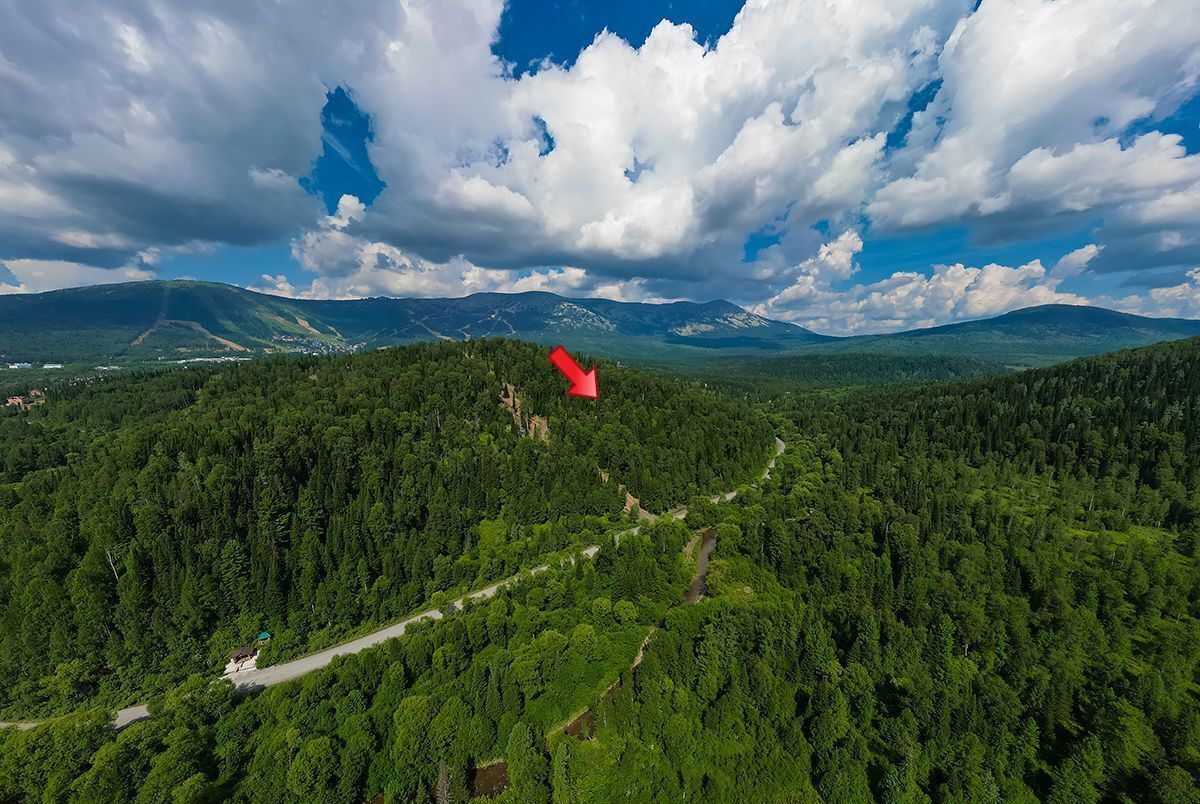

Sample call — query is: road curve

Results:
[2,437,784,732]
[233,435,793,695]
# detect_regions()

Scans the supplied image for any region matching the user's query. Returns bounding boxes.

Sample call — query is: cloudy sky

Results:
[2,0,1199,334]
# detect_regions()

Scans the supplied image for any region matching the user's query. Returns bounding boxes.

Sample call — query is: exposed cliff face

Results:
[499,382,549,442]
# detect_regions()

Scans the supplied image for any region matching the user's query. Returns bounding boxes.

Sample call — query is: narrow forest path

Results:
[1,437,785,733]
[559,525,715,744]
[557,435,786,742]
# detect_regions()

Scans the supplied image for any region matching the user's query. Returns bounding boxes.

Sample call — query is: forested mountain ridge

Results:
[0,339,772,718]
[3,280,1200,372]
[0,280,823,366]
[2,337,1199,803]
[668,351,1014,395]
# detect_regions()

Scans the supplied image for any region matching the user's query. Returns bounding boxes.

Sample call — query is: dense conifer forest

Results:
[661,352,1012,396]
[2,337,1198,802]
[0,340,772,716]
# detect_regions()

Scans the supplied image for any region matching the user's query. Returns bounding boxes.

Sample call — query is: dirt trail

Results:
[683,527,718,604]
[131,283,172,346]
[560,437,786,743]
[562,527,715,743]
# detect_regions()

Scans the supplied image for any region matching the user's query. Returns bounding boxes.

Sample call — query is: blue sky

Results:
[160,1,753,294]
[2,0,1199,333]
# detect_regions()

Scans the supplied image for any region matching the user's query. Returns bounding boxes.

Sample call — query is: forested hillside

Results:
[457,337,1197,802]
[577,336,1200,801]
[665,352,1011,396]
[0,521,695,803]
[0,340,772,717]
[609,338,1200,801]
[2,337,1198,803]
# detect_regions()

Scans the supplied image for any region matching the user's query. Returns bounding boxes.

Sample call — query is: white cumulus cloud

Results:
[1,0,1199,328]
[757,231,1088,334]
[0,259,153,295]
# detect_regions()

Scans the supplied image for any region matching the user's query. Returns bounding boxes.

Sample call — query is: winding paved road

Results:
[3,437,784,732]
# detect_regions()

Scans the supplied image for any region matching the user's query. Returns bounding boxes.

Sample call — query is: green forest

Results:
[0,340,772,716]
[2,337,1199,802]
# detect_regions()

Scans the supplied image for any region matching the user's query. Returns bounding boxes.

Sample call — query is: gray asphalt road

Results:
[224,553,594,693]
[2,438,784,732]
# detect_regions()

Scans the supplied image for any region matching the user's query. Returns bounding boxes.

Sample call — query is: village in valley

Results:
[3,359,63,411]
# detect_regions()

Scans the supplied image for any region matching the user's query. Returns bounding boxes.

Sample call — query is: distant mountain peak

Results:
[669,310,772,337]
[548,301,617,332]
[824,302,1200,366]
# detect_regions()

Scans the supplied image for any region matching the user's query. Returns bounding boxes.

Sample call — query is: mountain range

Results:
[2,280,1198,369]
[816,304,1200,366]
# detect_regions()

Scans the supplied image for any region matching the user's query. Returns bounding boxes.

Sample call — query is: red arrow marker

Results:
[548,346,598,399]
